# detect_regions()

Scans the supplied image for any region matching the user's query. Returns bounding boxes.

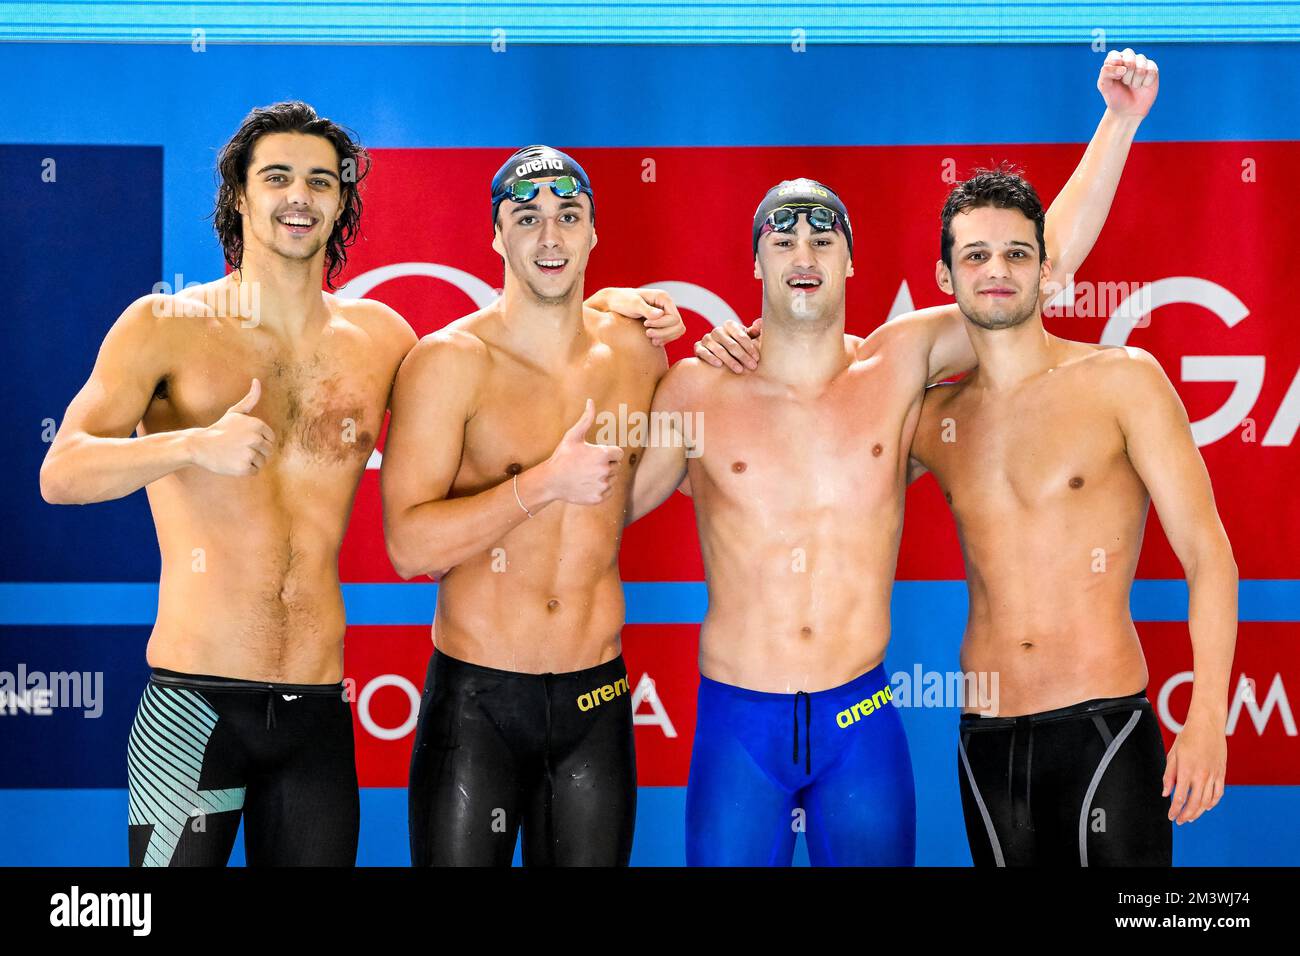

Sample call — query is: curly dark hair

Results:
[212,101,369,289]
[940,163,1046,271]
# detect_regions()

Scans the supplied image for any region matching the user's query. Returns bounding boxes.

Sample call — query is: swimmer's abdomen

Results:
[694,496,903,693]
[955,480,1150,715]
[140,454,362,684]
[429,497,628,674]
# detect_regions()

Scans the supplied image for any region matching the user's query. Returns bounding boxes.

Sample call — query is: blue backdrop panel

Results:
[0,144,162,582]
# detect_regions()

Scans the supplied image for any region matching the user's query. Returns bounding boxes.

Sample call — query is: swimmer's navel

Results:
[800,626,814,639]
[1069,476,1085,489]
[546,598,561,613]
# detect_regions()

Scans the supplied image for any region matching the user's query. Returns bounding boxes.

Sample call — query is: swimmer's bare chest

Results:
[453,339,656,527]
[915,370,1143,543]
[140,314,391,533]
[691,355,918,532]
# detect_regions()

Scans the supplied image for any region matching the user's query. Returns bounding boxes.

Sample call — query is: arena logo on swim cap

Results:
[515,157,565,177]
[778,181,830,199]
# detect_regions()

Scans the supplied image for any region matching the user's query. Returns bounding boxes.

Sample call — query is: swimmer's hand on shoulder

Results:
[185,378,277,477]
[536,398,624,506]
[694,317,762,373]
[600,287,686,348]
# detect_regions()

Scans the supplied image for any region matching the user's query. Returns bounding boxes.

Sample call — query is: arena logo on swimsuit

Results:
[836,686,893,728]
[577,676,630,712]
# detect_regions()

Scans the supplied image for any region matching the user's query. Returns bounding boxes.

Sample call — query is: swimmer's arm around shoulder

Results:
[585,287,686,347]
[1114,348,1234,821]
[864,306,975,386]
[40,295,220,504]
[626,361,694,525]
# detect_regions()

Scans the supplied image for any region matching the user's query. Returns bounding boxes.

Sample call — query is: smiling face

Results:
[492,176,596,306]
[236,132,343,269]
[755,214,854,324]
[938,205,1049,331]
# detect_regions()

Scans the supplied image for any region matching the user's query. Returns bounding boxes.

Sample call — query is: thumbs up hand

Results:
[188,379,278,476]
[539,399,624,505]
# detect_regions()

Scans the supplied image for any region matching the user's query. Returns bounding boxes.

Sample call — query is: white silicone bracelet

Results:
[513,474,534,518]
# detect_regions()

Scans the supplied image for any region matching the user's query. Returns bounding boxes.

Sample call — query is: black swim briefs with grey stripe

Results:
[956,691,1171,867]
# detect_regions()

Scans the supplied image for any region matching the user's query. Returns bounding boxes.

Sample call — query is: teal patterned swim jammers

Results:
[126,668,359,866]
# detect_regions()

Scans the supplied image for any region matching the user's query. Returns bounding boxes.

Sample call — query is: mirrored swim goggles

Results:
[499,174,591,205]
[760,204,846,238]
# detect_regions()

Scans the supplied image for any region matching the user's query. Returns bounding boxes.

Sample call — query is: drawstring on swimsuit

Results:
[265,687,277,730]
[792,691,811,775]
